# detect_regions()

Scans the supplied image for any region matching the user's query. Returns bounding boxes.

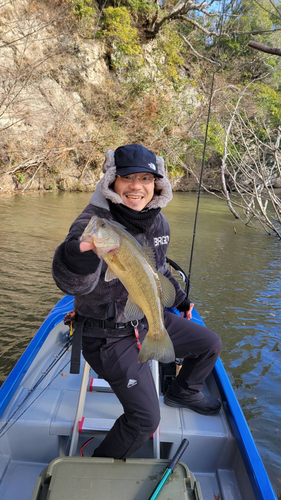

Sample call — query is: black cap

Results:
[115,144,163,178]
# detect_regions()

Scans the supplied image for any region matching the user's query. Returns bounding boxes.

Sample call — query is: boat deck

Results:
[0,321,256,500]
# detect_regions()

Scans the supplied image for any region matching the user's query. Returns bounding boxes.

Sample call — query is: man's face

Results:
[113,172,155,211]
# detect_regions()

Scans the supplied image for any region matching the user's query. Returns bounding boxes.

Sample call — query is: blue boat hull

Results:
[0,297,277,500]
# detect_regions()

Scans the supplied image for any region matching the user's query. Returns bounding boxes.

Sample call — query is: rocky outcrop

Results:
[0,1,209,194]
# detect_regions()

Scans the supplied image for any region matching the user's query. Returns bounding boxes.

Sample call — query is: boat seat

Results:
[3,352,233,472]
[88,378,113,392]
[50,389,123,436]
[5,374,231,471]
[48,386,232,471]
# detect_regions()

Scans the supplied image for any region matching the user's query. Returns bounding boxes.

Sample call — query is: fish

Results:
[80,216,176,363]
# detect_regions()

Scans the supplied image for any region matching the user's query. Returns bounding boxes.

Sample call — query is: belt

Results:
[84,318,131,330]
[70,315,132,375]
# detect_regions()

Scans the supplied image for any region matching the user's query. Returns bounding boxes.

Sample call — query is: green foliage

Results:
[219,37,245,58]
[166,163,185,177]
[16,172,24,184]
[125,0,154,14]
[70,0,94,20]
[184,118,225,164]
[101,6,142,63]
[267,57,277,68]
[185,138,203,161]
[203,119,225,157]
[216,0,281,80]
[124,73,153,97]
[158,26,185,82]
[239,0,281,31]
[254,83,281,127]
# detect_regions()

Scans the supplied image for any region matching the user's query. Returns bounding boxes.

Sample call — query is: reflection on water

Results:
[0,191,280,493]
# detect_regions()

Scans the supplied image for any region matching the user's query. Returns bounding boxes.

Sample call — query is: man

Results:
[52,143,222,459]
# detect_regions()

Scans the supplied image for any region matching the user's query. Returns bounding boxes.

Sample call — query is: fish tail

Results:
[138,329,175,364]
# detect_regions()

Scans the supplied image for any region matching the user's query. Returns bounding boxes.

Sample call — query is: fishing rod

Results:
[186,0,227,298]
[0,340,71,438]
[148,439,189,500]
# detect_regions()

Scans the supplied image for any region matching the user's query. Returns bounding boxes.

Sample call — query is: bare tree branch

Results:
[0,10,69,49]
[248,41,281,57]
[145,0,218,37]
[236,28,281,35]
[253,0,281,18]
[179,33,221,64]
[268,0,281,17]
[178,15,229,37]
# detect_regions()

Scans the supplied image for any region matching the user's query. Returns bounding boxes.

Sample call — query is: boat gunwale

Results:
[0,295,74,418]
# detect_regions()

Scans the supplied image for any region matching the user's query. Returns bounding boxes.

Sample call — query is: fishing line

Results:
[0,344,71,438]
[93,0,109,40]
[187,0,227,297]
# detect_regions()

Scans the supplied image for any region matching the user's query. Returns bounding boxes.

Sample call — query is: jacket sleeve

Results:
[52,209,103,296]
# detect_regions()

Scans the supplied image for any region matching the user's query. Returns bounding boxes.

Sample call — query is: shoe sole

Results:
[164,395,221,415]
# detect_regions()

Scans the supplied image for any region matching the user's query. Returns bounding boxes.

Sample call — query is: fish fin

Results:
[104,255,125,282]
[138,329,175,364]
[158,273,176,308]
[104,267,118,282]
[124,297,144,320]
[142,245,157,268]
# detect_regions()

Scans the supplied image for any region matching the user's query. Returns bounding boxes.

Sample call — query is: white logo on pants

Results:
[127,379,137,388]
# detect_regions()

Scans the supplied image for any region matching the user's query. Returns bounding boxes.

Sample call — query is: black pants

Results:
[82,311,222,459]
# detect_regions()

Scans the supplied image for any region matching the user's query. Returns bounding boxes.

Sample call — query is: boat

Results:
[0,293,277,499]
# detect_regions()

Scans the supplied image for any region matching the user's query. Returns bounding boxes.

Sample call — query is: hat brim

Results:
[116,166,163,178]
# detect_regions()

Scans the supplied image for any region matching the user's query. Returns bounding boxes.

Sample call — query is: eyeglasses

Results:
[116,174,155,185]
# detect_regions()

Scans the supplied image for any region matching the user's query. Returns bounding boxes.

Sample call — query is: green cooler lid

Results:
[32,457,203,500]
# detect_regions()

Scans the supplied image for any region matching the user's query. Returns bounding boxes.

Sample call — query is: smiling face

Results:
[113,173,155,211]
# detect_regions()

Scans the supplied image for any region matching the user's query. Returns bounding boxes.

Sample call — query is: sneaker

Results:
[164,385,221,415]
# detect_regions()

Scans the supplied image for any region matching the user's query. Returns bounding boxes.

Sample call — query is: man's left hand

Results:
[185,303,194,320]
[177,299,194,320]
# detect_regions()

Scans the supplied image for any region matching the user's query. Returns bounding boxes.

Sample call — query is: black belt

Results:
[70,315,132,375]
[84,318,131,330]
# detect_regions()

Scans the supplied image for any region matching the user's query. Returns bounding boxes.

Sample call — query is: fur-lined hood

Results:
[89,148,173,210]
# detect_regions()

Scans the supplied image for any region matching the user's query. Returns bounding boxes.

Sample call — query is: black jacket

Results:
[52,184,186,333]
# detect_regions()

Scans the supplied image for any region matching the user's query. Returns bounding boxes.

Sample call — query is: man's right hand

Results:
[80,241,97,253]
[64,239,100,275]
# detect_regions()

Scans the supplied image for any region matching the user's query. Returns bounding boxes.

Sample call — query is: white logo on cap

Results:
[148,163,156,170]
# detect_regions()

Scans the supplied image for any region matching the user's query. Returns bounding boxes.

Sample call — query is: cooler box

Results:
[32,457,203,500]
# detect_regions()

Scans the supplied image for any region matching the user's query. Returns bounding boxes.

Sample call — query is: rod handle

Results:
[168,438,189,472]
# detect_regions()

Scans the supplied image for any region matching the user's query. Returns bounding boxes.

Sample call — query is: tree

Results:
[220,85,281,238]
[248,0,281,56]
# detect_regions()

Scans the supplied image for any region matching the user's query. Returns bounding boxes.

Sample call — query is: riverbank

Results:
[0,163,223,195]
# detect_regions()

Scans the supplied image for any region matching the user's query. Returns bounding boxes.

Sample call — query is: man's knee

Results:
[137,406,160,438]
[213,334,222,356]
[204,329,222,358]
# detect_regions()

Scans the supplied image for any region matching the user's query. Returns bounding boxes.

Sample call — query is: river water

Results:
[0,191,280,495]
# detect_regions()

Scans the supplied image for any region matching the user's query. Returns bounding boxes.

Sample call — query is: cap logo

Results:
[148,163,156,170]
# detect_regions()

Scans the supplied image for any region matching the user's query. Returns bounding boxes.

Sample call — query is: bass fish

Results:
[80,216,176,363]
